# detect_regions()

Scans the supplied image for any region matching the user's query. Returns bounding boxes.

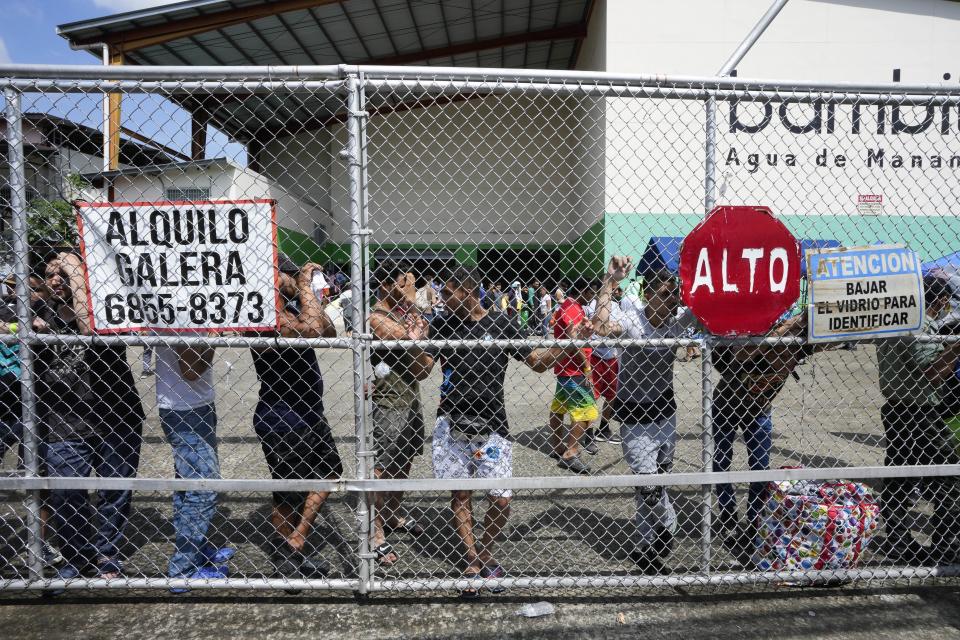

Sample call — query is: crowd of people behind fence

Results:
[1,248,959,595]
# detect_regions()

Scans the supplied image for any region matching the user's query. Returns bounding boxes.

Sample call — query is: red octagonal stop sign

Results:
[679,206,800,336]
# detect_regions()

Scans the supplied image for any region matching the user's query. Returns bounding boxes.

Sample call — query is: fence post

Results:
[704,96,717,214]
[4,86,42,581]
[345,73,373,595]
[700,337,714,574]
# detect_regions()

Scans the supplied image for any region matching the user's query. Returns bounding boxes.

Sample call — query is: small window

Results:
[165,187,210,202]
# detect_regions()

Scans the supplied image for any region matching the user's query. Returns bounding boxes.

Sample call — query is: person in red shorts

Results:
[547,278,598,474]
[584,280,622,445]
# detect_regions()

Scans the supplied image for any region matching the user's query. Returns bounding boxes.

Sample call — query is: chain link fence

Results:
[0,65,958,595]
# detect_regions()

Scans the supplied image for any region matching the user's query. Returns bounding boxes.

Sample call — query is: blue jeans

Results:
[159,404,220,578]
[44,424,143,567]
[713,412,772,527]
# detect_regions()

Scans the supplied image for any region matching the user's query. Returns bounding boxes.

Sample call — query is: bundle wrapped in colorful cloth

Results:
[753,479,880,571]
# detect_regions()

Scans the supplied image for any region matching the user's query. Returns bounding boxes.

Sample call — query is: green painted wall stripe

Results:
[276,226,348,266]
[603,213,960,265]
[281,214,958,281]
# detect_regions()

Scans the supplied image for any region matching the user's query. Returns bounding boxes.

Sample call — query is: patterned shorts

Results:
[431,416,513,499]
[550,376,599,422]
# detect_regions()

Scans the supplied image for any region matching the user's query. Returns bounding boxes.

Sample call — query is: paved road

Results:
[0,586,959,640]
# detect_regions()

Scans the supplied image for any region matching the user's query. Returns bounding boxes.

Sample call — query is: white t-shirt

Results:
[539,294,552,317]
[616,303,696,404]
[155,345,216,411]
[584,299,621,360]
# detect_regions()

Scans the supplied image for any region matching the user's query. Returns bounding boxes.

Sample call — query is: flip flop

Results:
[384,517,425,537]
[459,570,481,599]
[374,542,398,566]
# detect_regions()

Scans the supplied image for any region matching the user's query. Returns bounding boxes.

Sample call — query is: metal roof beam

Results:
[259,91,486,139]
[119,126,190,162]
[371,0,400,58]
[358,23,586,67]
[69,0,348,51]
[275,12,320,65]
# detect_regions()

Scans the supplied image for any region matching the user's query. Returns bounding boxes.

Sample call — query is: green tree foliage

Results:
[25,174,89,245]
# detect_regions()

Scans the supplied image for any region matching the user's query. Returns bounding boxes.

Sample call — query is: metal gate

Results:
[0,64,958,594]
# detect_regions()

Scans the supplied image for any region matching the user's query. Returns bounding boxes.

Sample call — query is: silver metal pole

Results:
[2,461,957,493]
[704,96,717,214]
[0,63,343,81]
[345,74,372,596]
[357,71,377,595]
[101,45,110,172]
[702,0,790,572]
[5,62,960,97]
[716,0,790,76]
[2,562,958,591]
[359,71,372,331]
[4,87,42,581]
[699,338,714,574]
[706,0,790,214]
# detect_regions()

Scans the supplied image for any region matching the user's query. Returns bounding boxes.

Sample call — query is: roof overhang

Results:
[58,0,596,143]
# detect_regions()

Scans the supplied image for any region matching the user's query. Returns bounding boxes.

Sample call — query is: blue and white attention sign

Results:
[807,245,924,343]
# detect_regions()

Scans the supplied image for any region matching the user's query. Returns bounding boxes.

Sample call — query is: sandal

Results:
[374,542,398,566]
[97,557,124,580]
[384,517,425,537]
[459,570,481,599]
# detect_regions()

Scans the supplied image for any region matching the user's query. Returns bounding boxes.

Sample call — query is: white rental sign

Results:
[77,199,279,334]
[807,245,924,343]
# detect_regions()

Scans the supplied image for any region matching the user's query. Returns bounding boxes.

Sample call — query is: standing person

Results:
[155,330,233,590]
[430,267,579,596]
[0,275,62,568]
[490,283,507,314]
[339,284,354,336]
[368,261,434,566]
[251,255,342,578]
[538,286,553,336]
[593,257,697,575]
[584,279,622,445]
[37,253,146,584]
[480,281,493,310]
[877,274,960,565]
[526,281,541,335]
[416,276,438,323]
[507,282,523,320]
[548,278,598,473]
[141,346,154,378]
[527,281,540,319]
[711,314,817,557]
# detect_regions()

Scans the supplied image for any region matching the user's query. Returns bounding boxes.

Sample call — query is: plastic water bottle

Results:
[515,602,555,618]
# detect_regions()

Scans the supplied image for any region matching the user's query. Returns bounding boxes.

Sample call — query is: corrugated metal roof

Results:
[80,157,231,182]
[58,0,594,143]
[2,113,175,167]
[58,0,592,69]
